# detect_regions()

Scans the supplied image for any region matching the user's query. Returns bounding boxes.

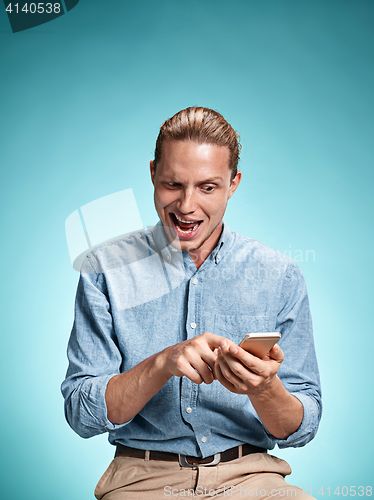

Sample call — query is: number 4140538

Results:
[318,487,372,497]
[5,3,61,14]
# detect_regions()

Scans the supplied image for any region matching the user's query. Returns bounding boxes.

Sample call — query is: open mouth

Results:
[170,213,203,235]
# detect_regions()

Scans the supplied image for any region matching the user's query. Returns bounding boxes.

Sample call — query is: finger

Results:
[183,339,217,371]
[202,332,229,350]
[168,349,206,384]
[216,349,233,379]
[219,343,261,374]
[180,363,204,384]
[192,362,214,384]
[200,349,219,370]
[192,335,223,370]
[224,344,283,381]
[212,359,222,381]
[213,359,239,393]
[189,352,215,384]
[217,348,251,387]
[268,344,284,362]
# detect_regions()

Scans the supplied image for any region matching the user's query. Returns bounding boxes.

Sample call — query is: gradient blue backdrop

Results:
[0,1,373,498]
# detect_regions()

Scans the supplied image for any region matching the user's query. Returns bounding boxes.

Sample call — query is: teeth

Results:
[177,222,200,234]
[175,214,198,224]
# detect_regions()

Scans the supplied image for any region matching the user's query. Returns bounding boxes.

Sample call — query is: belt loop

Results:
[238,445,242,458]
[145,450,150,461]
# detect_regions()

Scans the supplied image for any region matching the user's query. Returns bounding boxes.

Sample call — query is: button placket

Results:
[186,272,199,338]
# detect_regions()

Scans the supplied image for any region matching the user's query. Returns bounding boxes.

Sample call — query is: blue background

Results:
[1,0,373,498]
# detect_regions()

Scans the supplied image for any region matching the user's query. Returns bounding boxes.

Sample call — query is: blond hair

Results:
[154,107,241,181]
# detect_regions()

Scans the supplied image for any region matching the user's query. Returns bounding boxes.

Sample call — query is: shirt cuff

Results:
[266,392,321,448]
[67,374,134,438]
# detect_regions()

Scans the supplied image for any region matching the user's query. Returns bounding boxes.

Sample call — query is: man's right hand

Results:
[106,332,224,424]
[160,332,225,385]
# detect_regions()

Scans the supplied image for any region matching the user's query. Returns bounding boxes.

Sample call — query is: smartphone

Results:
[239,332,281,359]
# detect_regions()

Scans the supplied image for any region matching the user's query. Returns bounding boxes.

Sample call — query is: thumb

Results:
[269,343,284,363]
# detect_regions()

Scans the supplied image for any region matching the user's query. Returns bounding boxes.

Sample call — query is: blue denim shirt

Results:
[61,222,321,457]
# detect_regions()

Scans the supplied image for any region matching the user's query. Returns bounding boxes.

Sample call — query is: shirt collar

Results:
[209,221,232,264]
[147,221,180,265]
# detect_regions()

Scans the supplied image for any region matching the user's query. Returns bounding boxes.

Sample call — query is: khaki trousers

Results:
[95,453,315,500]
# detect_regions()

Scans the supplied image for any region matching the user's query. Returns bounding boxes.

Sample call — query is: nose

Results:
[178,188,196,214]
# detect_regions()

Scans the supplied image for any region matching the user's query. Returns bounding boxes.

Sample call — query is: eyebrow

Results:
[160,176,224,183]
[200,177,224,183]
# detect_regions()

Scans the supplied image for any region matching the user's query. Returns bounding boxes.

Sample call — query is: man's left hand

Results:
[213,339,304,439]
[213,340,284,396]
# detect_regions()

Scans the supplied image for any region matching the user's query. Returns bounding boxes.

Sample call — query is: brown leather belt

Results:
[115,443,267,467]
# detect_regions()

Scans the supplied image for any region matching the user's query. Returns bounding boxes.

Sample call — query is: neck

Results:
[187,224,224,269]
[188,251,206,269]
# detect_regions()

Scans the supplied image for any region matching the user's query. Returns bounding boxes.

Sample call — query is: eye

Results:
[202,185,215,192]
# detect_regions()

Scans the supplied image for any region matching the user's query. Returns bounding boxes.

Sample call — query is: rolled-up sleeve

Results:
[61,255,132,438]
[267,262,322,448]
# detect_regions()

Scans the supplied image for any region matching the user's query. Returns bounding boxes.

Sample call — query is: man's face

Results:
[150,140,241,259]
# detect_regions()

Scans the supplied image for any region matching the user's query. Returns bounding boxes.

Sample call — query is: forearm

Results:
[106,351,171,425]
[106,332,223,425]
[248,375,303,439]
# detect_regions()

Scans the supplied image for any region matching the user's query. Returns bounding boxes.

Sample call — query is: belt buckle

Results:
[178,453,221,467]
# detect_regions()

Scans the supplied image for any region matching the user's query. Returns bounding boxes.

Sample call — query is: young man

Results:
[62,107,321,499]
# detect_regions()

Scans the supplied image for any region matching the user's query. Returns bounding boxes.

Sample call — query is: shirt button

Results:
[201,436,207,443]
[216,255,221,262]
[190,322,197,329]
[186,407,192,414]
[165,255,171,263]
[192,278,198,285]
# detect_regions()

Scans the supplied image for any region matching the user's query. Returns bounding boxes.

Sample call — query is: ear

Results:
[150,160,155,186]
[228,171,242,199]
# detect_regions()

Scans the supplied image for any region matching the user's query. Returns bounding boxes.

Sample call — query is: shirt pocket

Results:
[214,314,269,343]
